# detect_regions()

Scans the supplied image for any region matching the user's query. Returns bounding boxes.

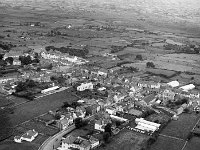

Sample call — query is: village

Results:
[1,1,200,150]
[0,46,200,150]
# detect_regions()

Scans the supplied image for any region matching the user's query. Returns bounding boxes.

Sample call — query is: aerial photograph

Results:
[0,0,200,150]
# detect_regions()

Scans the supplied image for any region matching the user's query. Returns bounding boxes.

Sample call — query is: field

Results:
[0,140,39,150]
[184,137,200,150]
[7,88,78,127]
[149,136,185,150]
[161,113,198,140]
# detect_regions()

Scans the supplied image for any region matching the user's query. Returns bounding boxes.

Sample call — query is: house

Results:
[85,104,100,115]
[89,136,100,149]
[57,118,69,130]
[59,135,91,150]
[128,108,143,117]
[75,106,86,118]
[162,89,175,102]
[13,59,21,66]
[57,114,73,130]
[106,107,117,115]
[113,94,126,103]
[77,83,94,91]
[143,94,156,105]
[94,119,107,132]
[14,129,38,143]
[176,103,188,115]
[98,68,108,77]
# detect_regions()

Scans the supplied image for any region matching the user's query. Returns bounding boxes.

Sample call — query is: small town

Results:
[1,1,200,150]
[1,45,200,150]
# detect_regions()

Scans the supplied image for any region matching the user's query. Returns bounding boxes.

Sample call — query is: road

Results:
[38,114,95,150]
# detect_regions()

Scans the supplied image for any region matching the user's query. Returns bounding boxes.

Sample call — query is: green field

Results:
[160,113,198,140]
[150,136,185,150]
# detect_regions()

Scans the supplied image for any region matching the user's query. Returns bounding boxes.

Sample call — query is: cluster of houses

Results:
[40,51,88,65]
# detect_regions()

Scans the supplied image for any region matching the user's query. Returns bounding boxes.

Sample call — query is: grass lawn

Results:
[0,141,39,150]
[184,137,200,150]
[161,113,198,139]
[0,96,14,107]
[20,120,59,136]
[149,136,185,150]
[7,96,28,105]
[37,113,55,122]
[32,134,50,146]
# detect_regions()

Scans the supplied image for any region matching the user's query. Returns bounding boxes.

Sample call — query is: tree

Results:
[19,55,32,65]
[0,54,4,60]
[5,57,14,65]
[74,117,83,128]
[55,113,61,120]
[62,102,71,108]
[71,102,81,109]
[103,132,110,143]
[136,54,143,60]
[194,47,200,54]
[146,62,155,68]
[104,123,112,135]
[0,59,7,67]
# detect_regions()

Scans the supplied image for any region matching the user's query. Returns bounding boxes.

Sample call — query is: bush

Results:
[136,54,142,60]
[146,62,155,68]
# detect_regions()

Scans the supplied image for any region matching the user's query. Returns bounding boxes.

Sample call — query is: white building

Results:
[106,107,117,115]
[179,84,195,92]
[167,81,179,88]
[94,120,106,132]
[14,129,38,143]
[77,83,93,91]
[41,86,59,94]
[110,115,128,122]
[135,118,160,133]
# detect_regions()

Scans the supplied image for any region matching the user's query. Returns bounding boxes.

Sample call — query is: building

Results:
[167,81,179,88]
[57,114,73,130]
[106,107,117,115]
[59,135,91,150]
[110,115,128,123]
[13,59,21,66]
[179,84,195,92]
[41,86,59,94]
[128,108,143,117]
[94,119,107,132]
[135,118,160,133]
[77,83,94,91]
[137,81,160,89]
[14,129,38,143]
[89,136,100,149]
[85,104,100,115]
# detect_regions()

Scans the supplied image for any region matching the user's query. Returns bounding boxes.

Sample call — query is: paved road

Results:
[6,87,77,127]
